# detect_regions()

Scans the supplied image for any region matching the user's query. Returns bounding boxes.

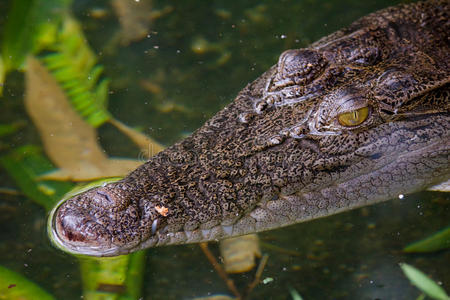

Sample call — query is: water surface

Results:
[0,0,448,299]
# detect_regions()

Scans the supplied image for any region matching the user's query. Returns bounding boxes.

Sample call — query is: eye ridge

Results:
[337,106,370,127]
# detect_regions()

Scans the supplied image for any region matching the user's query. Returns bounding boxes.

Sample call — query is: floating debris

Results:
[112,0,153,45]
[112,0,173,45]
[155,205,169,216]
[219,234,261,273]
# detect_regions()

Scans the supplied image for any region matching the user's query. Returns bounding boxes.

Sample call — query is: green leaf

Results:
[0,123,21,138]
[0,265,55,300]
[2,0,36,72]
[0,56,4,95]
[39,15,111,127]
[79,251,146,300]
[417,294,426,300]
[289,287,304,300]
[1,0,71,73]
[0,145,73,211]
[404,227,450,253]
[400,263,450,300]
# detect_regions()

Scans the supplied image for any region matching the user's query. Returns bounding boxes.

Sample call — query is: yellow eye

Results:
[337,106,369,127]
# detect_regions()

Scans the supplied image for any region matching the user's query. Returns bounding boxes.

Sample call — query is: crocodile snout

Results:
[51,195,116,256]
[49,184,143,256]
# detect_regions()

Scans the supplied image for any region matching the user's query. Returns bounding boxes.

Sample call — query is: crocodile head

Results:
[49,0,449,256]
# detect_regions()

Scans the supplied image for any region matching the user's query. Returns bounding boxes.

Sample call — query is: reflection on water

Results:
[0,0,449,299]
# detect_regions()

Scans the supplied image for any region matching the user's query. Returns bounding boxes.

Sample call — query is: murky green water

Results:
[1,0,449,299]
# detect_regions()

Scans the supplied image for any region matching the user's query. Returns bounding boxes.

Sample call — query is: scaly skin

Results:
[49,0,449,256]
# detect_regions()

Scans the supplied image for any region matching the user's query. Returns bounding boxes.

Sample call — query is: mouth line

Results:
[47,124,448,255]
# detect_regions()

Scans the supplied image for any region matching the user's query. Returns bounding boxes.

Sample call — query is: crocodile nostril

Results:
[90,188,128,210]
[97,190,113,203]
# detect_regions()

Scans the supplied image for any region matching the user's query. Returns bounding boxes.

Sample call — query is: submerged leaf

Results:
[1,0,69,74]
[24,57,141,181]
[288,286,304,300]
[428,180,450,192]
[0,265,56,300]
[79,251,146,300]
[219,234,261,273]
[193,296,235,300]
[400,263,449,300]
[112,0,153,45]
[0,56,4,95]
[109,118,164,157]
[0,122,24,138]
[0,145,73,211]
[404,227,450,253]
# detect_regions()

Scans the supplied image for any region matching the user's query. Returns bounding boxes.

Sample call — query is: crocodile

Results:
[48,0,449,257]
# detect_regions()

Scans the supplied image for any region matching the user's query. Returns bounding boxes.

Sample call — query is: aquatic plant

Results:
[1,1,150,299]
[400,263,450,300]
